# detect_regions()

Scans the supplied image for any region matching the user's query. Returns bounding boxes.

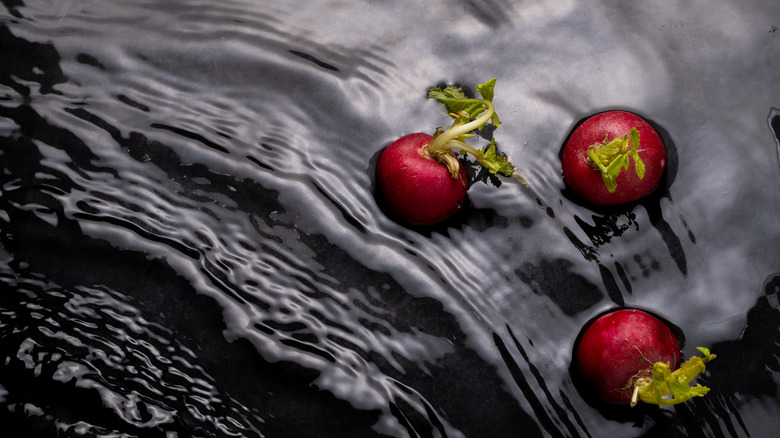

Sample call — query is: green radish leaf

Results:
[607,155,627,180]
[629,127,640,152]
[429,79,501,127]
[588,127,646,191]
[629,128,645,179]
[476,78,496,101]
[621,134,631,171]
[633,153,646,179]
[636,347,716,408]
[427,85,466,102]
[602,174,617,193]
[428,87,488,121]
[480,139,515,176]
[592,137,621,166]
[475,79,501,127]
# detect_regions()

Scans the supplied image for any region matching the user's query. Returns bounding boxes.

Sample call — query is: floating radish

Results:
[376,79,520,225]
[573,308,715,407]
[561,111,666,205]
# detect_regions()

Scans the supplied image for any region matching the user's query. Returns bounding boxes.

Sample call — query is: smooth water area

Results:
[2,0,780,436]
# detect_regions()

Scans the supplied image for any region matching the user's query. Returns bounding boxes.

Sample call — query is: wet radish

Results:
[561,111,666,206]
[376,79,521,225]
[573,308,716,407]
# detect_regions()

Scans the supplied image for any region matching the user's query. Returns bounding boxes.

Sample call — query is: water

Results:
[1,0,779,436]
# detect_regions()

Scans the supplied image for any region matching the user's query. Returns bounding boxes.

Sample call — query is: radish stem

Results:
[428,100,495,152]
[425,80,518,180]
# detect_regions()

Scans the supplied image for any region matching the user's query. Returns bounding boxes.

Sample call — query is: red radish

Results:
[376,133,469,225]
[376,79,521,225]
[561,111,666,205]
[573,308,716,407]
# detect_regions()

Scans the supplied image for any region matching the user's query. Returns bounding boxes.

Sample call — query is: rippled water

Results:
[2,0,780,436]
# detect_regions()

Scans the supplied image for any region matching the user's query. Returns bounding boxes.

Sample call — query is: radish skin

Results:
[376,133,468,225]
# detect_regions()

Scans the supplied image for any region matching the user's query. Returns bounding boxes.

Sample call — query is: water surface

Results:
[2,0,780,436]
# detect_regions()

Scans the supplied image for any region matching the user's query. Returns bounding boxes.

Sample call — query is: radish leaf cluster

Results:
[375,79,524,225]
[426,79,518,181]
[633,347,716,407]
[587,127,645,193]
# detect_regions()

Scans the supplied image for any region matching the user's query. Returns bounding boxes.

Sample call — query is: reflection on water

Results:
[2,0,780,437]
[769,107,780,167]
[0,278,264,436]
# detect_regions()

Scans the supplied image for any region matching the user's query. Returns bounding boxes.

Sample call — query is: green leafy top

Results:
[587,127,645,193]
[481,138,514,176]
[425,79,524,184]
[631,347,717,408]
[428,79,502,128]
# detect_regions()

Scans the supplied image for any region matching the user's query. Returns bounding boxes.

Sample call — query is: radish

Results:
[376,79,522,225]
[561,111,666,205]
[375,132,470,225]
[573,308,716,407]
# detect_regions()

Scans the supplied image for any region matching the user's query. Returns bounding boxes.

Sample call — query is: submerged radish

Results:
[376,79,522,225]
[573,308,715,407]
[561,111,666,206]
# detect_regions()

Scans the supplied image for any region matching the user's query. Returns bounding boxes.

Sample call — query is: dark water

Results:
[2,0,780,437]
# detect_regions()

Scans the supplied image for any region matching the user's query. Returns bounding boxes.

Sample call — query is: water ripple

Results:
[2,0,780,437]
